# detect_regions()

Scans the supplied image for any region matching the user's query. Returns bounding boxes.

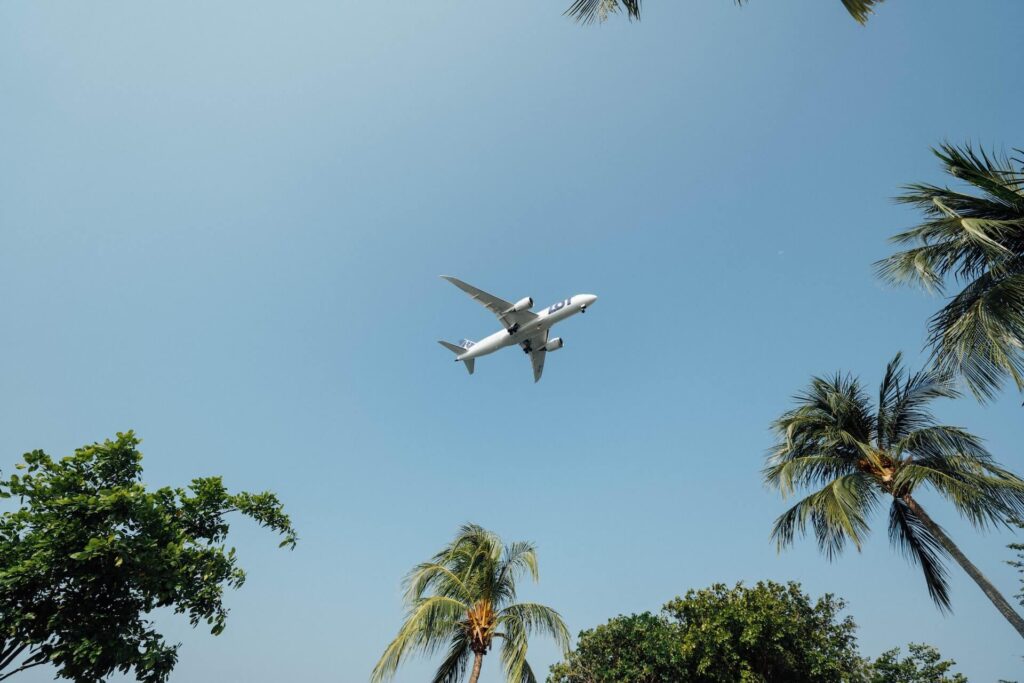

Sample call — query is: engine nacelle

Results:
[544,337,564,352]
[512,296,533,312]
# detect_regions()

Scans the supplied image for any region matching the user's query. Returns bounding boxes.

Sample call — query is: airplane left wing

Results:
[522,331,548,383]
[441,276,537,330]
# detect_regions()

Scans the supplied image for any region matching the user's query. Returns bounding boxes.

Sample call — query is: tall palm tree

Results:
[371,524,570,683]
[877,143,1024,401]
[565,0,884,25]
[764,354,1024,638]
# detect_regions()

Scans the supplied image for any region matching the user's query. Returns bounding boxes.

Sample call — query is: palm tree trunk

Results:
[467,651,484,683]
[904,494,1024,639]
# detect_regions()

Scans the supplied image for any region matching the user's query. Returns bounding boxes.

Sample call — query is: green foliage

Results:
[548,612,685,682]
[664,582,862,682]
[0,432,297,682]
[548,583,972,682]
[877,143,1024,401]
[549,581,864,683]
[372,524,569,683]
[765,354,1024,611]
[1009,518,1024,608]
[867,643,967,682]
[564,0,884,26]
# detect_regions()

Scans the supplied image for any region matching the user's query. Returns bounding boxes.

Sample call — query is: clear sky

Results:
[2,0,1024,680]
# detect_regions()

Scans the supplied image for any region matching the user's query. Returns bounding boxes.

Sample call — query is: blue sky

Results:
[2,0,1024,680]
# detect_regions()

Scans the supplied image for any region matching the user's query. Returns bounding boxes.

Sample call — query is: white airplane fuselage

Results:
[456,293,598,361]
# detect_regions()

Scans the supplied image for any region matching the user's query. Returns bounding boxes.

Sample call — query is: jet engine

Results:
[512,297,533,312]
[544,337,564,352]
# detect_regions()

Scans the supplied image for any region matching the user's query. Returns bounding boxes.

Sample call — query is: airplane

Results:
[437,276,598,382]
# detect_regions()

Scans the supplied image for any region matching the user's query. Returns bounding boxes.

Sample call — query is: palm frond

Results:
[495,541,538,605]
[564,0,640,24]
[895,425,989,463]
[889,499,952,611]
[877,353,904,448]
[929,270,1024,400]
[430,631,472,683]
[775,376,874,447]
[887,365,959,442]
[498,603,570,652]
[878,142,1024,400]
[567,0,884,25]
[498,603,567,683]
[840,0,885,23]
[764,455,858,497]
[405,562,472,604]
[770,474,880,559]
[371,595,470,682]
[895,459,1024,529]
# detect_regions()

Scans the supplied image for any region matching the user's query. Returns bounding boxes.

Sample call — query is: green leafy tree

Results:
[565,0,883,26]
[0,432,297,682]
[764,355,1024,638]
[664,582,862,682]
[548,583,973,683]
[548,612,686,682]
[877,143,1024,401]
[867,643,967,683]
[372,523,569,683]
[549,581,864,683]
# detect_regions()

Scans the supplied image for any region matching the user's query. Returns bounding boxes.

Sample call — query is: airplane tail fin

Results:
[437,340,475,375]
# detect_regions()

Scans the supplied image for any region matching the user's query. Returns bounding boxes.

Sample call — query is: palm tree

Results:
[876,143,1024,401]
[764,354,1024,638]
[371,524,570,683]
[565,0,884,25]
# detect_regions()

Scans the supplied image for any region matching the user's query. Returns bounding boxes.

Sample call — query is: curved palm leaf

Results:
[566,0,884,25]
[889,498,951,611]
[770,473,878,558]
[432,631,473,683]
[877,143,1024,400]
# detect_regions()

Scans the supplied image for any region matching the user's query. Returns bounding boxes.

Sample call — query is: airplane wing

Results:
[530,349,546,383]
[441,276,538,331]
[522,331,548,383]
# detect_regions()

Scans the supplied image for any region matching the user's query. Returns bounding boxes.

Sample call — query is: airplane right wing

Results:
[441,276,537,331]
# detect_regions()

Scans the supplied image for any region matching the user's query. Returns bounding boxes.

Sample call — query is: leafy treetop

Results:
[0,431,297,683]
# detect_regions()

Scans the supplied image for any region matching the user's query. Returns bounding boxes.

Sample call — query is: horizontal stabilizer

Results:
[437,340,475,375]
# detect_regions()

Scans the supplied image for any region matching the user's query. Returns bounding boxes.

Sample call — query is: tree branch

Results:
[0,651,48,682]
[0,644,28,673]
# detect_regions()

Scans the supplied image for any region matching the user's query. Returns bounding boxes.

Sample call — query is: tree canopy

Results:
[868,644,968,683]
[0,432,297,682]
[548,582,968,682]
[549,581,863,682]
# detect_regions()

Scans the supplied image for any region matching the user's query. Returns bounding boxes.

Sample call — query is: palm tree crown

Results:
[565,0,884,26]
[764,355,1024,635]
[372,524,569,683]
[877,143,1024,401]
